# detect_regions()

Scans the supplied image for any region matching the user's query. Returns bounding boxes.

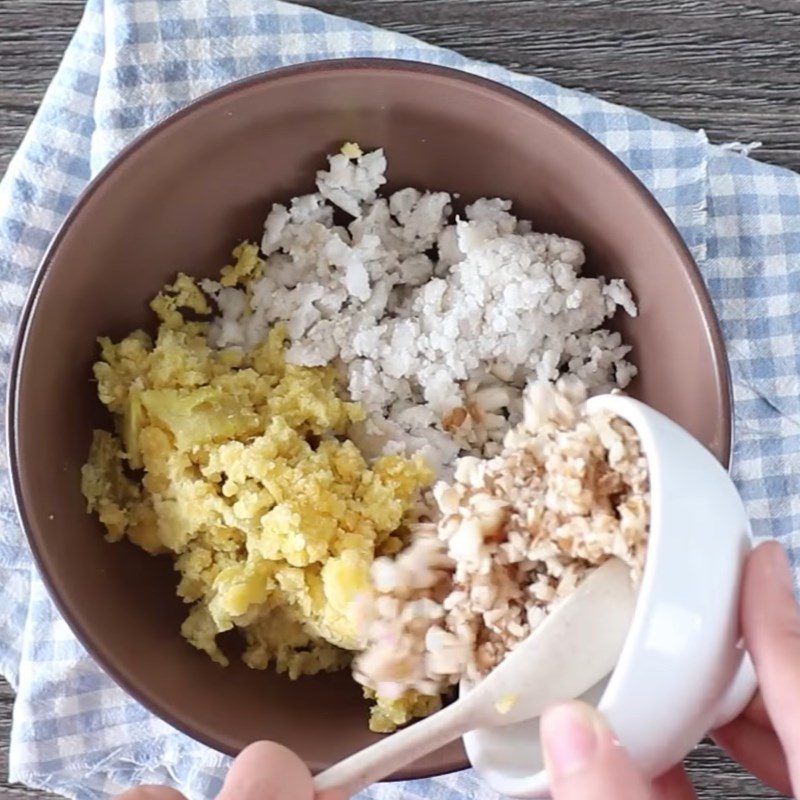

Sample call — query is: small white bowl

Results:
[463,395,756,798]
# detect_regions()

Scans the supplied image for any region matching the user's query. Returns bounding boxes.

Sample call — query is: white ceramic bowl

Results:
[463,395,756,798]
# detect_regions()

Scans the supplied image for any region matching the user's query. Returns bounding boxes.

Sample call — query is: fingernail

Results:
[541,702,602,779]
[763,541,793,593]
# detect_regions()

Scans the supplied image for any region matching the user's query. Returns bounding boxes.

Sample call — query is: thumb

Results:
[739,541,800,790]
[542,702,652,800]
[215,741,347,800]
[216,741,314,800]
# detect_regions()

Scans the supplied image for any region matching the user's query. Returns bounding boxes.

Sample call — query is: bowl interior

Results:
[10,61,730,778]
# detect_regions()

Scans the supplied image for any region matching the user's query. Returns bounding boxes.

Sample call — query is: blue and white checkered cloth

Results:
[0,1,798,798]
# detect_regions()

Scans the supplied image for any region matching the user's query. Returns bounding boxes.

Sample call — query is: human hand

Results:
[712,539,795,795]
[113,741,345,800]
[540,540,797,799]
[114,541,796,800]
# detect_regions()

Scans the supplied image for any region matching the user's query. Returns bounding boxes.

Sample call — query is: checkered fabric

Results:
[0,1,798,798]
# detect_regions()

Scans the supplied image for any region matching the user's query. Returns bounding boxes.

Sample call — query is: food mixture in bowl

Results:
[81,144,649,732]
[354,379,648,729]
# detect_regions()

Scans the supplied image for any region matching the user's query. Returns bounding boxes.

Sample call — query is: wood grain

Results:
[0,0,797,797]
[303,0,800,173]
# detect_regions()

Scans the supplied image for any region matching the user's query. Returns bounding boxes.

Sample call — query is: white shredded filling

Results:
[202,146,638,476]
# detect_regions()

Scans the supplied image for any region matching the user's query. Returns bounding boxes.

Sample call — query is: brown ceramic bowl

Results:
[8,59,731,779]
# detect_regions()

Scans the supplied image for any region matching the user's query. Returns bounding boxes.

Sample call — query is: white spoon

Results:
[313,556,636,797]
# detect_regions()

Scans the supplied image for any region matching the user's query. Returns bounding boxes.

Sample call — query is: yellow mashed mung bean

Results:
[81,268,433,728]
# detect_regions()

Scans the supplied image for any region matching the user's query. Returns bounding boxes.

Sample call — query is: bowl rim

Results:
[6,57,732,780]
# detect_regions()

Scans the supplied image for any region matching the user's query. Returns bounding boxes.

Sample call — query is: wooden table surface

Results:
[1,0,797,797]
